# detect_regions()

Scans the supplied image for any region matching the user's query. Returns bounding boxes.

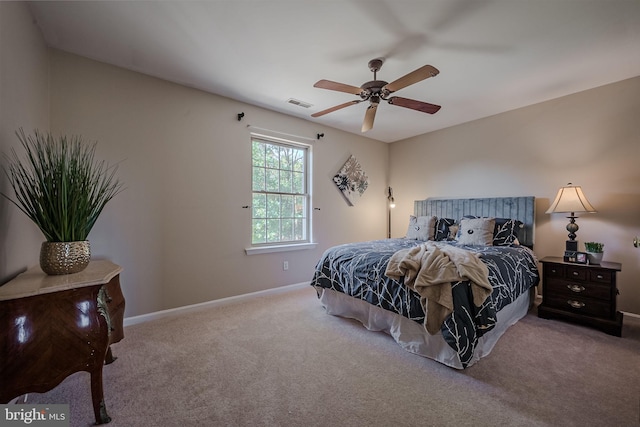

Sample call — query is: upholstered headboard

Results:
[414,196,536,248]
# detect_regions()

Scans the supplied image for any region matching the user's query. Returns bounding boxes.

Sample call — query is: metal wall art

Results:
[333,155,368,206]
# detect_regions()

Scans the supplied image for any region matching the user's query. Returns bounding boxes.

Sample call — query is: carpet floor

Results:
[21,286,640,427]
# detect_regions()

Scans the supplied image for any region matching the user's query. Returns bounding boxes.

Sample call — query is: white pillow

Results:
[405,215,436,240]
[456,217,495,246]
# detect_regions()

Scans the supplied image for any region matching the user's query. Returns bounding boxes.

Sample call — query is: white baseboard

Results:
[623,311,640,319]
[123,282,310,327]
[124,283,639,327]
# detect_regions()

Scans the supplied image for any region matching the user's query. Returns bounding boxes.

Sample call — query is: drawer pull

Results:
[572,271,579,276]
[567,284,585,293]
[567,300,585,309]
[596,274,604,279]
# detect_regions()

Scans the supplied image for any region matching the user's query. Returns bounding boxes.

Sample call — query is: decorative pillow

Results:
[456,217,495,246]
[448,224,459,240]
[405,215,436,240]
[462,215,524,246]
[493,218,523,246]
[434,217,456,241]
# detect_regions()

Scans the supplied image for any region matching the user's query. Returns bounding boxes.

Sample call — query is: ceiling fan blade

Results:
[361,104,378,132]
[384,65,439,93]
[313,79,364,95]
[388,96,441,114]
[311,100,361,118]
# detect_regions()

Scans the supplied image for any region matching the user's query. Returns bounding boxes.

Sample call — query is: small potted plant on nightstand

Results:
[584,241,604,265]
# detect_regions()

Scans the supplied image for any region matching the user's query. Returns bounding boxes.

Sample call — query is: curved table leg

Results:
[90,366,112,424]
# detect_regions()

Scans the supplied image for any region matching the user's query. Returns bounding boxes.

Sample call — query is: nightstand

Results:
[538,256,623,336]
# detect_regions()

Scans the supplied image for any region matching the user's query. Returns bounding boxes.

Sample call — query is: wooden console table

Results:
[0,260,125,424]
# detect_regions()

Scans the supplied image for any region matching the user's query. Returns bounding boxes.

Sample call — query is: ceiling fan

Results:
[311,58,441,132]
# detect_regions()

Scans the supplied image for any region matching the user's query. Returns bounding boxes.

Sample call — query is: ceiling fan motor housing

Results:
[360,80,389,100]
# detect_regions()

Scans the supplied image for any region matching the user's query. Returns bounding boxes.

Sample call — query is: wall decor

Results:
[333,154,368,206]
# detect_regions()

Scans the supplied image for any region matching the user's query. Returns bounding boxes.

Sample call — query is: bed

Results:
[310,196,540,369]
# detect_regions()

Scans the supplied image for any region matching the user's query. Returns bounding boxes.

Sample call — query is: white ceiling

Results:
[28,0,640,143]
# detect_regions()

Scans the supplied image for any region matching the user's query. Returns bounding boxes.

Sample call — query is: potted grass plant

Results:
[584,241,604,265]
[1,129,123,275]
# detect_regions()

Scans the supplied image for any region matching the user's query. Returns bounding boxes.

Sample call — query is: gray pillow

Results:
[456,217,495,246]
[405,215,436,240]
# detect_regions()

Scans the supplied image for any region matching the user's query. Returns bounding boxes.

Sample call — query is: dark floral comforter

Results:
[310,238,540,367]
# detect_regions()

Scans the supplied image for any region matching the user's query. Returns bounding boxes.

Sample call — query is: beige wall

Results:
[390,76,640,314]
[47,50,389,316]
[0,2,389,317]
[3,2,638,317]
[0,2,49,282]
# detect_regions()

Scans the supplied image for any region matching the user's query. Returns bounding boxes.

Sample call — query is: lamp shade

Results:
[545,183,596,214]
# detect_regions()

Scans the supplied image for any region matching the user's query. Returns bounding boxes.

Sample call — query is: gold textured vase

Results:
[40,241,91,275]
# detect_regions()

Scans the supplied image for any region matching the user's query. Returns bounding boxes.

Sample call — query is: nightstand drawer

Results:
[543,294,611,318]
[565,266,587,281]
[545,264,565,277]
[590,270,612,284]
[545,278,611,301]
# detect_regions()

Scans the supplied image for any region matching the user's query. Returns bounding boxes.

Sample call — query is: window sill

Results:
[245,242,317,255]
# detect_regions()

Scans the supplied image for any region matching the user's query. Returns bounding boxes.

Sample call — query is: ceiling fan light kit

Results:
[312,58,441,132]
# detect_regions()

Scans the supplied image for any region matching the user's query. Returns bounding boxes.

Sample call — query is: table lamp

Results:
[546,183,596,251]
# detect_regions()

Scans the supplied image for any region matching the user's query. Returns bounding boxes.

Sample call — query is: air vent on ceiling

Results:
[287,98,313,108]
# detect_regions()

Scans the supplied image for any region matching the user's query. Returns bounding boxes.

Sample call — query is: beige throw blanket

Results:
[385,242,492,335]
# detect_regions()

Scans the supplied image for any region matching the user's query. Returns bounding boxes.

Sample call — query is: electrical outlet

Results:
[283,261,289,271]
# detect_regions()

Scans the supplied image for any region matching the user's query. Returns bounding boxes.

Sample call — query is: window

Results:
[251,136,310,247]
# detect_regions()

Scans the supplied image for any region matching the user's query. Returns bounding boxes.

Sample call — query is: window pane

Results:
[292,151,304,172]
[266,194,280,218]
[252,193,266,218]
[252,166,265,191]
[281,218,293,241]
[280,146,292,171]
[281,195,293,218]
[252,219,266,244]
[292,171,304,194]
[280,170,292,193]
[267,219,280,242]
[293,218,304,240]
[252,141,265,167]
[294,196,306,217]
[266,145,279,169]
[266,168,279,192]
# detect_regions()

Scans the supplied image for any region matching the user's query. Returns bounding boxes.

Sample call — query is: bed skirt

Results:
[315,286,533,369]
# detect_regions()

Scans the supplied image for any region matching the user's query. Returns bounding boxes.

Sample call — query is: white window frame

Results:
[245,133,316,255]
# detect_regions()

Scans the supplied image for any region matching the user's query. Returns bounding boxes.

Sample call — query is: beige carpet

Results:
[22,286,640,427]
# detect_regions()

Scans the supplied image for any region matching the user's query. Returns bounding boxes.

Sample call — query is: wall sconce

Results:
[546,182,596,251]
[387,187,395,238]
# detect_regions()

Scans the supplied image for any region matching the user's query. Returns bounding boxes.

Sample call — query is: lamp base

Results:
[565,240,578,251]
